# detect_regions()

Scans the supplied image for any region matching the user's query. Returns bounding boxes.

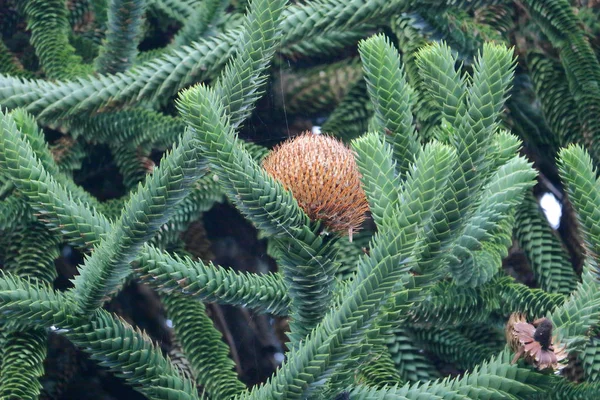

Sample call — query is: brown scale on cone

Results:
[506,313,568,371]
[262,131,369,240]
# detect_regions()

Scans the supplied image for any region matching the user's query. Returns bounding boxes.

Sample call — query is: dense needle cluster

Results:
[262,131,369,239]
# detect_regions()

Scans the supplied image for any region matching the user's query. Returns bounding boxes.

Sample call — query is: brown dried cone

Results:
[506,313,568,371]
[262,132,369,240]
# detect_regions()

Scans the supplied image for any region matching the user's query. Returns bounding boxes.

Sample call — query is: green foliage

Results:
[95,0,147,74]
[0,39,28,77]
[521,0,600,164]
[359,34,418,178]
[162,292,246,398]
[514,192,577,295]
[321,79,372,142]
[411,325,493,370]
[1,0,600,399]
[0,218,58,399]
[136,246,290,316]
[386,325,440,383]
[274,59,363,117]
[23,0,91,79]
[0,327,47,400]
[559,145,600,259]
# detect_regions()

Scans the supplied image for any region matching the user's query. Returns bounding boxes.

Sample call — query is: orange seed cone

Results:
[262,131,369,239]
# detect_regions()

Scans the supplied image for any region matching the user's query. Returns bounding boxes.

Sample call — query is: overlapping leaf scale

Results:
[9,109,60,178]
[533,380,600,400]
[349,351,550,398]
[237,230,415,399]
[69,108,217,155]
[51,136,88,173]
[356,346,404,388]
[275,59,362,116]
[522,0,600,163]
[507,76,563,156]
[162,292,245,399]
[0,109,111,249]
[581,337,600,383]
[320,331,399,396]
[415,42,467,128]
[236,141,456,398]
[419,9,504,58]
[272,232,341,343]
[459,323,505,353]
[475,3,514,35]
[487,131,523,175]
[412,326,492,371]
[149,0,195,21]
[67,308,200,400]
[558,145,600,259]
[138,31,239,105]
[0,272,76,327]
[448,155,536,286]
[0,196,31,231]
[0,31,239,122]
[400,142,457,276]
[456,242,509,288]
[149,176,225,249]
[22,0,88,79]
[179,79,340,340]
[385,325,440,383]
[215,0,286,131]
[0,328,46,400]
[413,350,549,399]
[280,29,371,62]
[515,193,577,295]
[406,0,506,9]
[350,384,449,400]
[0,219,59,400]
[95,0,147,74]
[321,342,403,397]
[241,140,270,162]
[449,43,515,217]
[171,0,228,48]
[136,245,289,315]
[498,280,565,318]
[9,108,100,208]
[178,86,309,236]
[321,79,372,142]
[392,15,439,141]
[0,273,200,399]
[551,266,600,348]
[3,221,59,285]
[352,131,401,231]
[71,128,207,313]
[280,0,405,46]
[359,34,418,177]
[110,143,152,188]
[377,272,439,349]
[398,141,458,263]
[458,43,515,149]
[409,278,499,326]
[528,53,581,147]
[0,0,417,122]
[0,39,29,78]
